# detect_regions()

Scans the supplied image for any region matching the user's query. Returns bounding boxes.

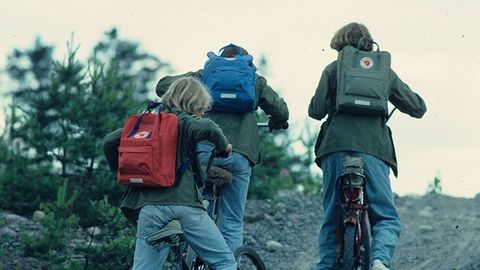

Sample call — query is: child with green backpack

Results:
[308,22,427,270]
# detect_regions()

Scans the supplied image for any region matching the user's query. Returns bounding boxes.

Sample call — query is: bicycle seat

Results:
[146,219,184,245]
[206,166,232,186]
[341,156,365,177]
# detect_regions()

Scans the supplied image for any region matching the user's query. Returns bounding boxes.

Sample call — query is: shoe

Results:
[371,259,390,270]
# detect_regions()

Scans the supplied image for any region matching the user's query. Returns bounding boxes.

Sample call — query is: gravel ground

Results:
[2,191,479,269]
[243,191,480,270]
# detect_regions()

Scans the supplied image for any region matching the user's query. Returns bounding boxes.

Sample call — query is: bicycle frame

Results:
[336,156,370,270]
[187,148,266,270]
[148,145,267,270]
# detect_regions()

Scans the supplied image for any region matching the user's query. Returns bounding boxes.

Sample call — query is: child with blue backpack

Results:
[103,77,237,270]
[156,44,289,252]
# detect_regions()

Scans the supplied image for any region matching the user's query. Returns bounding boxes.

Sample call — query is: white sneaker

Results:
[371,259,390,270]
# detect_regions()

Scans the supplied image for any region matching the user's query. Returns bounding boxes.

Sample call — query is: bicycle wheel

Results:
[359,212,371,270]
[161,253,188,270]
[360,227,370,270]
[342,223,356,270]
[185,246,210,270]
[234,245,266,270]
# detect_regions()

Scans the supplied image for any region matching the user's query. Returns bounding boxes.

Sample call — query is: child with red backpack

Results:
[103,77,236,270]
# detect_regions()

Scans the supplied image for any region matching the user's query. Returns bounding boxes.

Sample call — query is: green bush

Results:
[0,142,61,214]
[249,114,322,199]
[80,197,135,270]
[427,176,442,194]
[82,235,135,270]
[20,180,80,261]
[0,220,6,268]
[90,196,133,240]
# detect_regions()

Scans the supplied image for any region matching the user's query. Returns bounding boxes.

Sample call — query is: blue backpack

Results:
[203,44,257,113]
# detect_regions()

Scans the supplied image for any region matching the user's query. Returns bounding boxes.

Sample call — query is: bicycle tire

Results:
[359,213,371,270]
[162,248,187,270]
[361,227,370,270]
[185,246,210,270]
[234,245,266,270]
[342,223,356,270]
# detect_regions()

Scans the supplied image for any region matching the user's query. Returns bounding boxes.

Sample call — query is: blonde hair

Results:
[330,22,373,52]
[162,77,212,114]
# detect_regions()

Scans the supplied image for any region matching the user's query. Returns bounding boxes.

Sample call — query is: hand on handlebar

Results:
[214,143,232,158]
[267,120,289,131]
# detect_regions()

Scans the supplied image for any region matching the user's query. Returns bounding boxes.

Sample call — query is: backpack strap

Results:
[177,142,205,188]
[177,143,196,175]
[176,120,205,187]
[127,112,148,138]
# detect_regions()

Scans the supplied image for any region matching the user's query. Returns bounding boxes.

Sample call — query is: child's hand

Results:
[215,144,232,158]
[225,144,233,155]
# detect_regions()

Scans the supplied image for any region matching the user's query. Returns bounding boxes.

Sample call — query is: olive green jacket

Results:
[102,110,228,223]
[308,61,427,176]
[156,70,289,166]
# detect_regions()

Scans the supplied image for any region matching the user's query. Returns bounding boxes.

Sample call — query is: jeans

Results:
[132,204,237,270]
[197,143,252,252]
[317,151,401,270]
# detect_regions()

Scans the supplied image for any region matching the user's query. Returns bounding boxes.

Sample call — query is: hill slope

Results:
[243,192,480,270]
[1,192,479,269]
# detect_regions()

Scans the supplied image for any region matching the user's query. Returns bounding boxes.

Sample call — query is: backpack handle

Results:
[218,43,245,56]
[357,37,380,53]
[127,101,171,138]
[147,100,173,113]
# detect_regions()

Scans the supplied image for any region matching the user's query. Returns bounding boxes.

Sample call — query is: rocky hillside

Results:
[2,192,480,270]
[243,191,480,270]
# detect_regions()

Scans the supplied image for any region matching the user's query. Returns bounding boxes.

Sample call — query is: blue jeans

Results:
[197,143,252,252]
[132,204,237,270]
[317,151,401,270]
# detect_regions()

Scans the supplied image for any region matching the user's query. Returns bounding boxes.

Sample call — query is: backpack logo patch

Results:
[133,131,150,139]
[360,57,374,69]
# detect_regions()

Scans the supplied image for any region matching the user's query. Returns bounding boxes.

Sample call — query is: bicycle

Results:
[335,107,399,270]
[335,156,371,270]
[145,148,266,270]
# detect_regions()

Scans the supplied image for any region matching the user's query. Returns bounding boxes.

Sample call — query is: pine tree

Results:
[0,29,169,220]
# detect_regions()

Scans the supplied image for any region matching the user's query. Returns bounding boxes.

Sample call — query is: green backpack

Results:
[336,38,391,116]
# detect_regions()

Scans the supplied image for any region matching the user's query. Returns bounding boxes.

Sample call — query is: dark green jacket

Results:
[308,61,427,176]
[102,110,228,223]
[156,70,289,166]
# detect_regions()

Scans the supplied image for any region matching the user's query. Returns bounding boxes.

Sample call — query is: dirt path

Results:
[2,192,478,269]
[244,192,480,270]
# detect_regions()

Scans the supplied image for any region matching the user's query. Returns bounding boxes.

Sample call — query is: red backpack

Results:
[117,102,179,187]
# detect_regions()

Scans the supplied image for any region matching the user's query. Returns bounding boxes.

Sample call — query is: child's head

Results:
[330,22,373,52]
[220,44,249,57]
[162,77,211,116]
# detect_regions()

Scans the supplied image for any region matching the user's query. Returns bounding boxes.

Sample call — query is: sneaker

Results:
[371,259,390,270]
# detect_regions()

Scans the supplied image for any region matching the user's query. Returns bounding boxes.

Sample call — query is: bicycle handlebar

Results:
[206,148,229,172]
[206,121,289,170]
[257,122,289,132]
[257,122,269,128]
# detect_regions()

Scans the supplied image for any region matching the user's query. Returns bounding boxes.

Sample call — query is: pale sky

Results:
[1,0,479,197]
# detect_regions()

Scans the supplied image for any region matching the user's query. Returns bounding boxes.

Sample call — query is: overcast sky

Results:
[1,0,479,197]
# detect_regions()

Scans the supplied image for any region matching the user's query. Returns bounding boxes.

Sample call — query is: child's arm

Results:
[102,128,122,171]
[189,117,230,152]
[256,75,289,129]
